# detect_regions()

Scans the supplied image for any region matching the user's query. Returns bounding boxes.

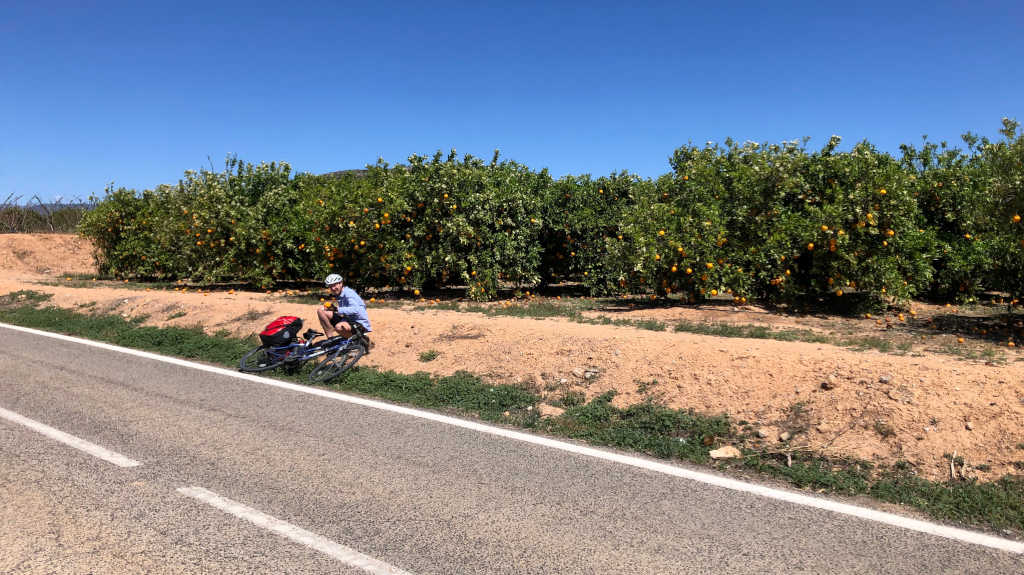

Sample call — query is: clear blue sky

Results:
[2,0,1021,202]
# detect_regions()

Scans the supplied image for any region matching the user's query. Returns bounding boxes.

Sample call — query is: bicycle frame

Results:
[265,333,361,367]
[240,325,369,377]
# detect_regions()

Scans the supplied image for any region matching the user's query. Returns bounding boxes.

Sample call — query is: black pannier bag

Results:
[259,316,303,347]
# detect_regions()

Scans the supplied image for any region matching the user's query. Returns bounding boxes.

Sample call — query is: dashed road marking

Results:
[0,404,141,468]
[177,486,413,574]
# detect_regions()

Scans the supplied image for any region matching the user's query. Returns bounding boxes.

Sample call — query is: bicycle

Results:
[239,325,370,383]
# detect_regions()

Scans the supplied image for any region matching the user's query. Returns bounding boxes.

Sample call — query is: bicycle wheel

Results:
[239,345,287,372]
[308,342,367,383]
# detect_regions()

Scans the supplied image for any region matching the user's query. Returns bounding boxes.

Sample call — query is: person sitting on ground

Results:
[317,274,372,347]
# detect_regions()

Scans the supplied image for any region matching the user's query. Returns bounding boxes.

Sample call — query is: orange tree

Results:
[665,137,936,310]
[165,159,304,287]
[78,185,157,278]
[980,118,1024,314]
[392,151,547,300]
[538,171,644,293]
[670,139,811,304]
[642,147,744,301]
[81,158,321,288]
[785,139,935,309]
[295,167,413,291]
[900,136,992,302]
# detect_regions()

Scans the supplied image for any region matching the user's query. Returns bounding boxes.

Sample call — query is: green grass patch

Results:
[870,472,1024,528]
[674,320,832,343]
[538,392,731,462]
[0,291,249,364]
[407,298,954,352]
[548,390,586,409]
[1,290,56,305]
[418,349,440,362]
[458,299,668,331]
[411,300,462,312]
[39,276,181,291]
[932,343,1006,364]
[672,319,931,356]
[1,289,1021,535]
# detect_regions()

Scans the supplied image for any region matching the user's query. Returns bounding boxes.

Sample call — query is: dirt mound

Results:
[0,234,95,277]
[2,233,1023,482]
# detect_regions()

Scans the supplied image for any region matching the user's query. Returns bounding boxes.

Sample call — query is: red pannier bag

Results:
[259,316,303,347]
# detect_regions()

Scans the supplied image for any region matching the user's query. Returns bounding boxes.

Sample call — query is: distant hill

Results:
[319,169,370,180]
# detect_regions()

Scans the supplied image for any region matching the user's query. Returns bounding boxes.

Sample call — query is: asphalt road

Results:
[1,326,1021,574]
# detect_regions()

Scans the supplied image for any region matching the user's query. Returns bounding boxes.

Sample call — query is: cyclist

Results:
[317,274,372,347]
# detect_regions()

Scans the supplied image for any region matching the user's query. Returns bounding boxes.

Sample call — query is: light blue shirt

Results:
[334,286,372,332]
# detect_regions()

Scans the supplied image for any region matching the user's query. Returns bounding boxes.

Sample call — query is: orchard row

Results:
[80,119,1024,309]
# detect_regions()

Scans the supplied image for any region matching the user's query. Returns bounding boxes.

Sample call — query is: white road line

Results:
[177,486,413,574]
[0,404,141,468]
[4,322,1023,555]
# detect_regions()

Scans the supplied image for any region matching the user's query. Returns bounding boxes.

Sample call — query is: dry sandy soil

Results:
[3,234,1023,482]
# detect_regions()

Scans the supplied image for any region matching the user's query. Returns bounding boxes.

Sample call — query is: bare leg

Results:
[317,308,338,337]
[334,321,354,338]
[317,308,354,339]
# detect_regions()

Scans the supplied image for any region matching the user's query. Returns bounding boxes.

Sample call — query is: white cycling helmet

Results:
[324,273,344,287]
